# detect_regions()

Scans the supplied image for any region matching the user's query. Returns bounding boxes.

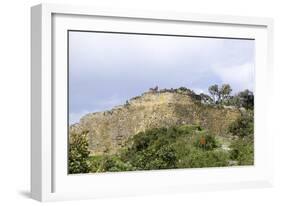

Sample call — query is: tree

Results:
[69,130,91,174]
[238,89,254,109]
[208,84,219,103]
[220,84,232,102]
[208,84,233,104]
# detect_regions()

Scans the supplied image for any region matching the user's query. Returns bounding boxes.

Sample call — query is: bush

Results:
[238,90,254,109]
[230,138,254,165]
[87,124,254,172]
[176,146,229,168]
[228,112,254,138]
[121,125,227,170]
[90,155,134,172]
[68,131,91,174]
[133,144,177,170]
[121,126,184,170]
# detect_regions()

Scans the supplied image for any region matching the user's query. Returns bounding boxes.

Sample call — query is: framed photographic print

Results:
[31,3,274,201]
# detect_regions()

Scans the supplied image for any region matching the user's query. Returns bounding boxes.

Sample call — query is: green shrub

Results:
[237,90,254,109]
[228,112,254,138]
[68,131,91,174]
[87,124,254,172]
[176,146,229,168]
[138,144,177,170]
[90,155,134,172]
[230,138,254,165]
[121,125,228,170]
[228,111,254,165]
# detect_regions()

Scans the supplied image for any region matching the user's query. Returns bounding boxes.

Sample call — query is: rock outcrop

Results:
[70,90,241,155]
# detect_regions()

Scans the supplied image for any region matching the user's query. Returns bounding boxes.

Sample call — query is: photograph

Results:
[68,31,255,174]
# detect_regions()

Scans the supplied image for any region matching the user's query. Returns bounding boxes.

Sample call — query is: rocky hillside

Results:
[70,90,241,155]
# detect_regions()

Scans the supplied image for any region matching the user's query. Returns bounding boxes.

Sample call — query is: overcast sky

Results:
[69,31,255,124]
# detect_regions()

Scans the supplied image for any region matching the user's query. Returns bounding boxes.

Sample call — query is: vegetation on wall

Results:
[84,125,231,172]
[68,84,254,174]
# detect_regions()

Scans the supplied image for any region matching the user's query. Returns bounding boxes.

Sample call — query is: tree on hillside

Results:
[237,89,254,109]
[220,84,232,101]
[225,89,254,109]
[208,84,219,103]
[208,84,232,104]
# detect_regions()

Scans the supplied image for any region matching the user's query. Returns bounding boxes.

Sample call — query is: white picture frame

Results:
[31,3,274,202]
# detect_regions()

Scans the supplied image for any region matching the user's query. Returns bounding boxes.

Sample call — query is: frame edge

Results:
[31,4,43,201]
[30,3,275,201]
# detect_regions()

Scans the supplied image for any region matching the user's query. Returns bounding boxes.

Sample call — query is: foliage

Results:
[121,126,181,170]
[237,89,254,109]
[228,111,254,138]
[88,125,232,172]
[229,138,254,165]
[208,84,219,103]
[224,95,241,107]
[177,148,230,168]
[71,83,255,173]
[74,113,255,173]
[208,84,232,104]
[147,84,253,109]
[220,84,232,102]
[69,131,91,174]
[223,89,254,109]
[228,110,254,165]
[207,84,254,109]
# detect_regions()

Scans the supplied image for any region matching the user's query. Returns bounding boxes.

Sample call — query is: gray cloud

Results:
[69,31,255,124]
